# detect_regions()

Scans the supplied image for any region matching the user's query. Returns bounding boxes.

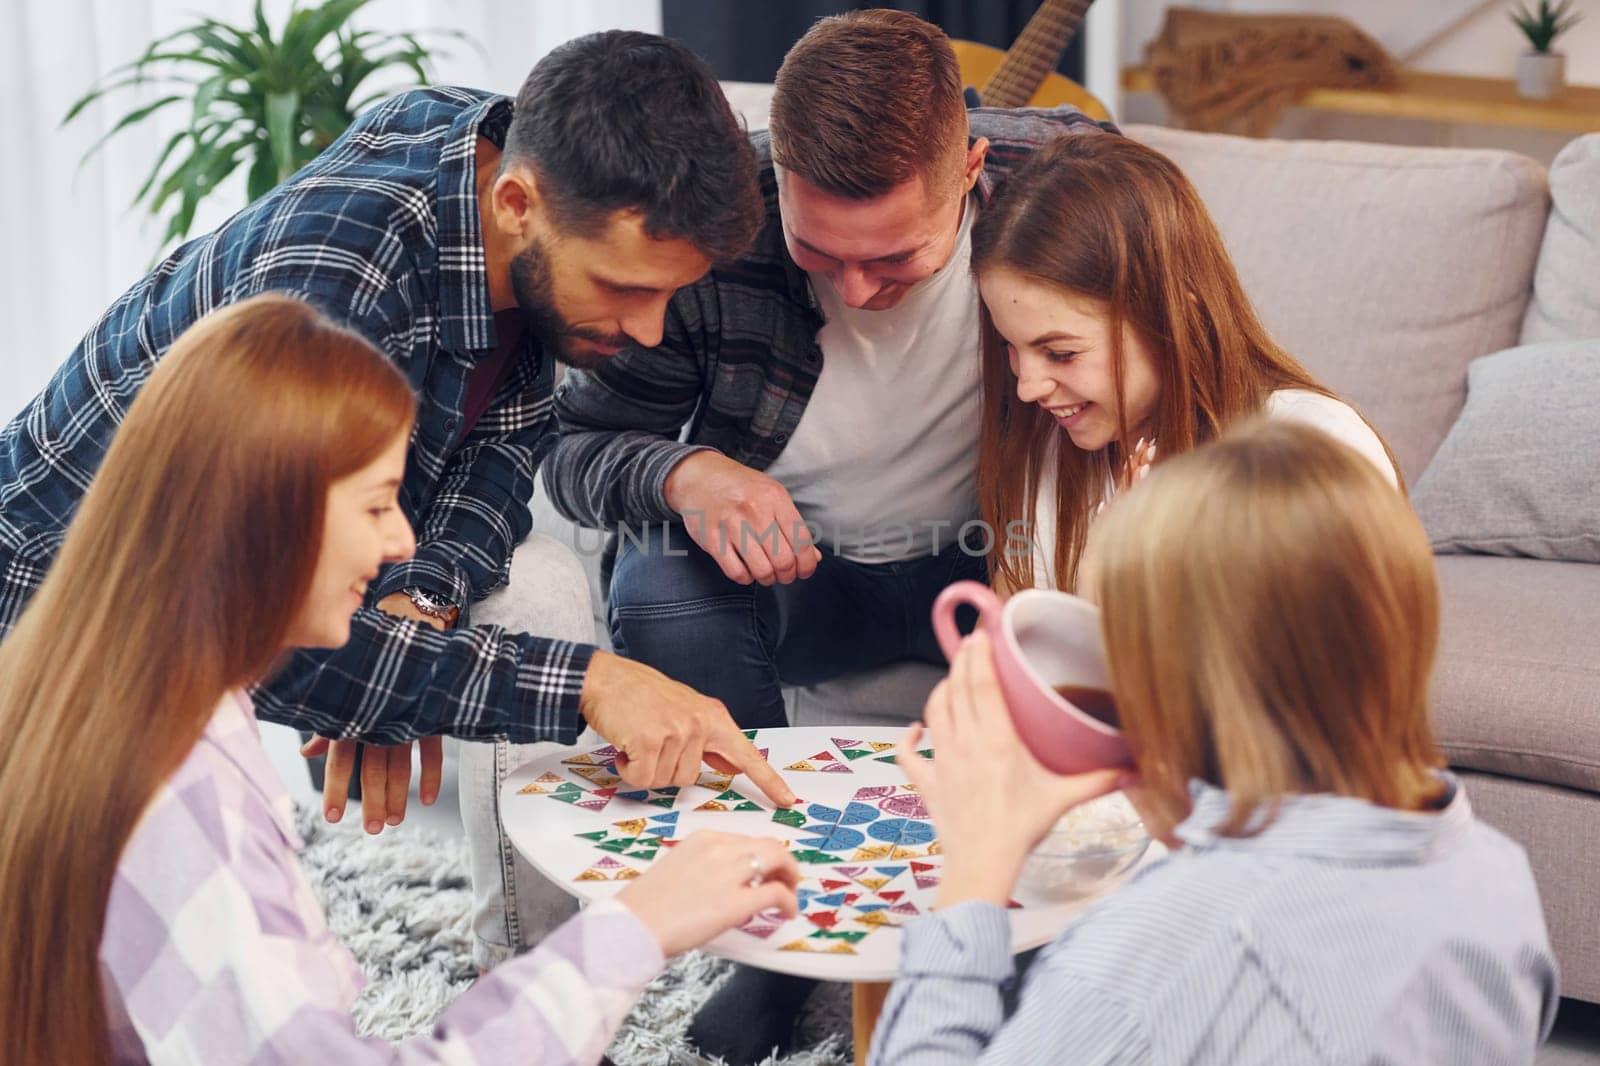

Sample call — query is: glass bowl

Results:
[1016,791,1151,901]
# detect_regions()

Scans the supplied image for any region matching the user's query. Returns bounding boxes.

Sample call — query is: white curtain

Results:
[0,0,661,421]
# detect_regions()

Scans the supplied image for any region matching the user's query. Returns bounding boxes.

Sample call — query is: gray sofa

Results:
[531,97,1600,1001]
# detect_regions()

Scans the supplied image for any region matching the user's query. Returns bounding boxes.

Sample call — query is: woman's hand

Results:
[898,631,1124,909]
[1097,437,1157,515]
[614,831,800,957]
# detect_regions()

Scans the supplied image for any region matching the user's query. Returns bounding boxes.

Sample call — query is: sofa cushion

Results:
[1432,555,1600,793]
[1521,133,1600,344]
[1126,124,1548,483]
[1413,340,1600,563]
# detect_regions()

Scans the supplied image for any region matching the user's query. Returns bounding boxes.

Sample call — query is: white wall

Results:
[0,0,660,422]
[1118,0,1597,162]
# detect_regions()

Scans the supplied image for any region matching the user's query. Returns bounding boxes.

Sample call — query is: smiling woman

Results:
[0,294,419,1063]
[971,133,1401,594]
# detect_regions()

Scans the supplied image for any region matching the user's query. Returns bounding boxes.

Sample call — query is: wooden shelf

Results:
[1122,67,1600,134]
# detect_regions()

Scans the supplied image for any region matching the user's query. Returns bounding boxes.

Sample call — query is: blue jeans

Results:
[607,524,986,728]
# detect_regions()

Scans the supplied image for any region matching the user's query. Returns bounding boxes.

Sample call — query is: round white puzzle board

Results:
[501,726,1153,982]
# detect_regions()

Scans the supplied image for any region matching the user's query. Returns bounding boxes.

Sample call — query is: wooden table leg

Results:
[852,980,891,1066]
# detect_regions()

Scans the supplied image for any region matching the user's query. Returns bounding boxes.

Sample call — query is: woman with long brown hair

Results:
[873,420,1557,1063]
[971,133,1399,594]
[0,294,800,1064]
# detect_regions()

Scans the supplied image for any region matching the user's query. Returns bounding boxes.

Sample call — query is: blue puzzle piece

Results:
[649,811,680,824]
[868,818,909,844]
[873,865,908,879]
[895,821,936,846]
[820,826,866,851]
[852,903,889,914]
[814,891,849,908]
[807,802,843,824]
[839,802,882,826]
[616,789,651,802]
[797,836,834,849]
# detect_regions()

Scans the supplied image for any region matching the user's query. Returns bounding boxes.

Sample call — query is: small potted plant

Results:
[1511,0,1582,100]
[64,0,467,250]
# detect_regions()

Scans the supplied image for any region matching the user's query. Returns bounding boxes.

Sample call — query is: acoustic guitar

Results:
[949,0,1108,119]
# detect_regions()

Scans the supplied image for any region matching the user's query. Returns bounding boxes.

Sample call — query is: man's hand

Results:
[301,592,449,833]
[580,650,798,808]
[663,451,822,586]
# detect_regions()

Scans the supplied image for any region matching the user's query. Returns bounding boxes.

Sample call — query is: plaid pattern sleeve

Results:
[103,693,664,1064]
[542,105,1118,531]
[0,85,591,744]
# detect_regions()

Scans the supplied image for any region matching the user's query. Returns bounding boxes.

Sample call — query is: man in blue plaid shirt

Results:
[0,30,797,957]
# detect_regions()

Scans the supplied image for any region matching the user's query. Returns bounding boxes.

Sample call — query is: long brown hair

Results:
[1087,419,1443,838]
[0,295,416,1063]
[973,134,1398,592]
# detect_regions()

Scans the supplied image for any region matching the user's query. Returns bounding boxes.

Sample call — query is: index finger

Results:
[706,730,797,807]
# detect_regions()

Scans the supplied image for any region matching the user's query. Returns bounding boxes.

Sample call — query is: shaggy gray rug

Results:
[295,808,853,1064]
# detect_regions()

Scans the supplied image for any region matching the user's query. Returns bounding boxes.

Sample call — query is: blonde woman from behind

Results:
[874,420,1557,1065]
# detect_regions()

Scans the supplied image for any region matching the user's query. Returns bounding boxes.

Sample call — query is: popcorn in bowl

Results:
[1017,791,1150,900]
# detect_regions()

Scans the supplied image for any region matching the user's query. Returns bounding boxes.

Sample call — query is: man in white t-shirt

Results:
[541,11,1113,1061]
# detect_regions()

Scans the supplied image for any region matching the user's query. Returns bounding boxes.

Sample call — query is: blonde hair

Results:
[973,134,1400,593]
[1087,419,1442,839]
[0,295,416,1064]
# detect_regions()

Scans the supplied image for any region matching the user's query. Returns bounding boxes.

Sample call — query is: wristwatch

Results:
[402,587,460,627]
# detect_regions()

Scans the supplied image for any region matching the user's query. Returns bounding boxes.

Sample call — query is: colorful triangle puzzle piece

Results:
[852,910,895,928]
[808,928,867,944]
[809,750,838,762]
[804,910,839,929]
[778,940,814,953]
[516,783,550,795]
[785,760,817,772]
[646,796,677,809]
[616,789,651,803]
[772,808,808,828]
[791,849,837,864]
[838,748,874,761]
[562,753,599,765]
[535,771,567,783]
[824,942,858,955]
[695,799,730,812]
[575,867,609,882]
[575,829,609,842]
[613,867,642,880]
[549,791,582,805]
[819,761,853,773]
[851,845,894,861]
[574,797,612,812]
[734,801,764,812]
[742,729,759,740]
[612,818,647,835]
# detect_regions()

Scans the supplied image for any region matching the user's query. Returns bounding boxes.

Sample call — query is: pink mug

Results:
[931,580,1130,775]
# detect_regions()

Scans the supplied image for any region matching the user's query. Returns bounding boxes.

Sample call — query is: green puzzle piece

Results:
[809,929,868,943]
[575,830,608,842]
[772,808,807,828]
[626,847,660,861]
[597,837,637,853]
[791,849,837,864]
[742,729,759,740]
[839,748,875,761]
[550,791,583,803]
[646,797,676,809]
[733,801,764,812]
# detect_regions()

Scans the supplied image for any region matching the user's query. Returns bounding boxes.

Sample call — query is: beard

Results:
[509,238,629,371]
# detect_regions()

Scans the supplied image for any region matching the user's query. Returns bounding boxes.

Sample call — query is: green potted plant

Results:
[1510,0,1582,100]
[64,0,467,249]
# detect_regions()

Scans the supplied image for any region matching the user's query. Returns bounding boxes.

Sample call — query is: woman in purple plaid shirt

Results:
[0,295,801,1064]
